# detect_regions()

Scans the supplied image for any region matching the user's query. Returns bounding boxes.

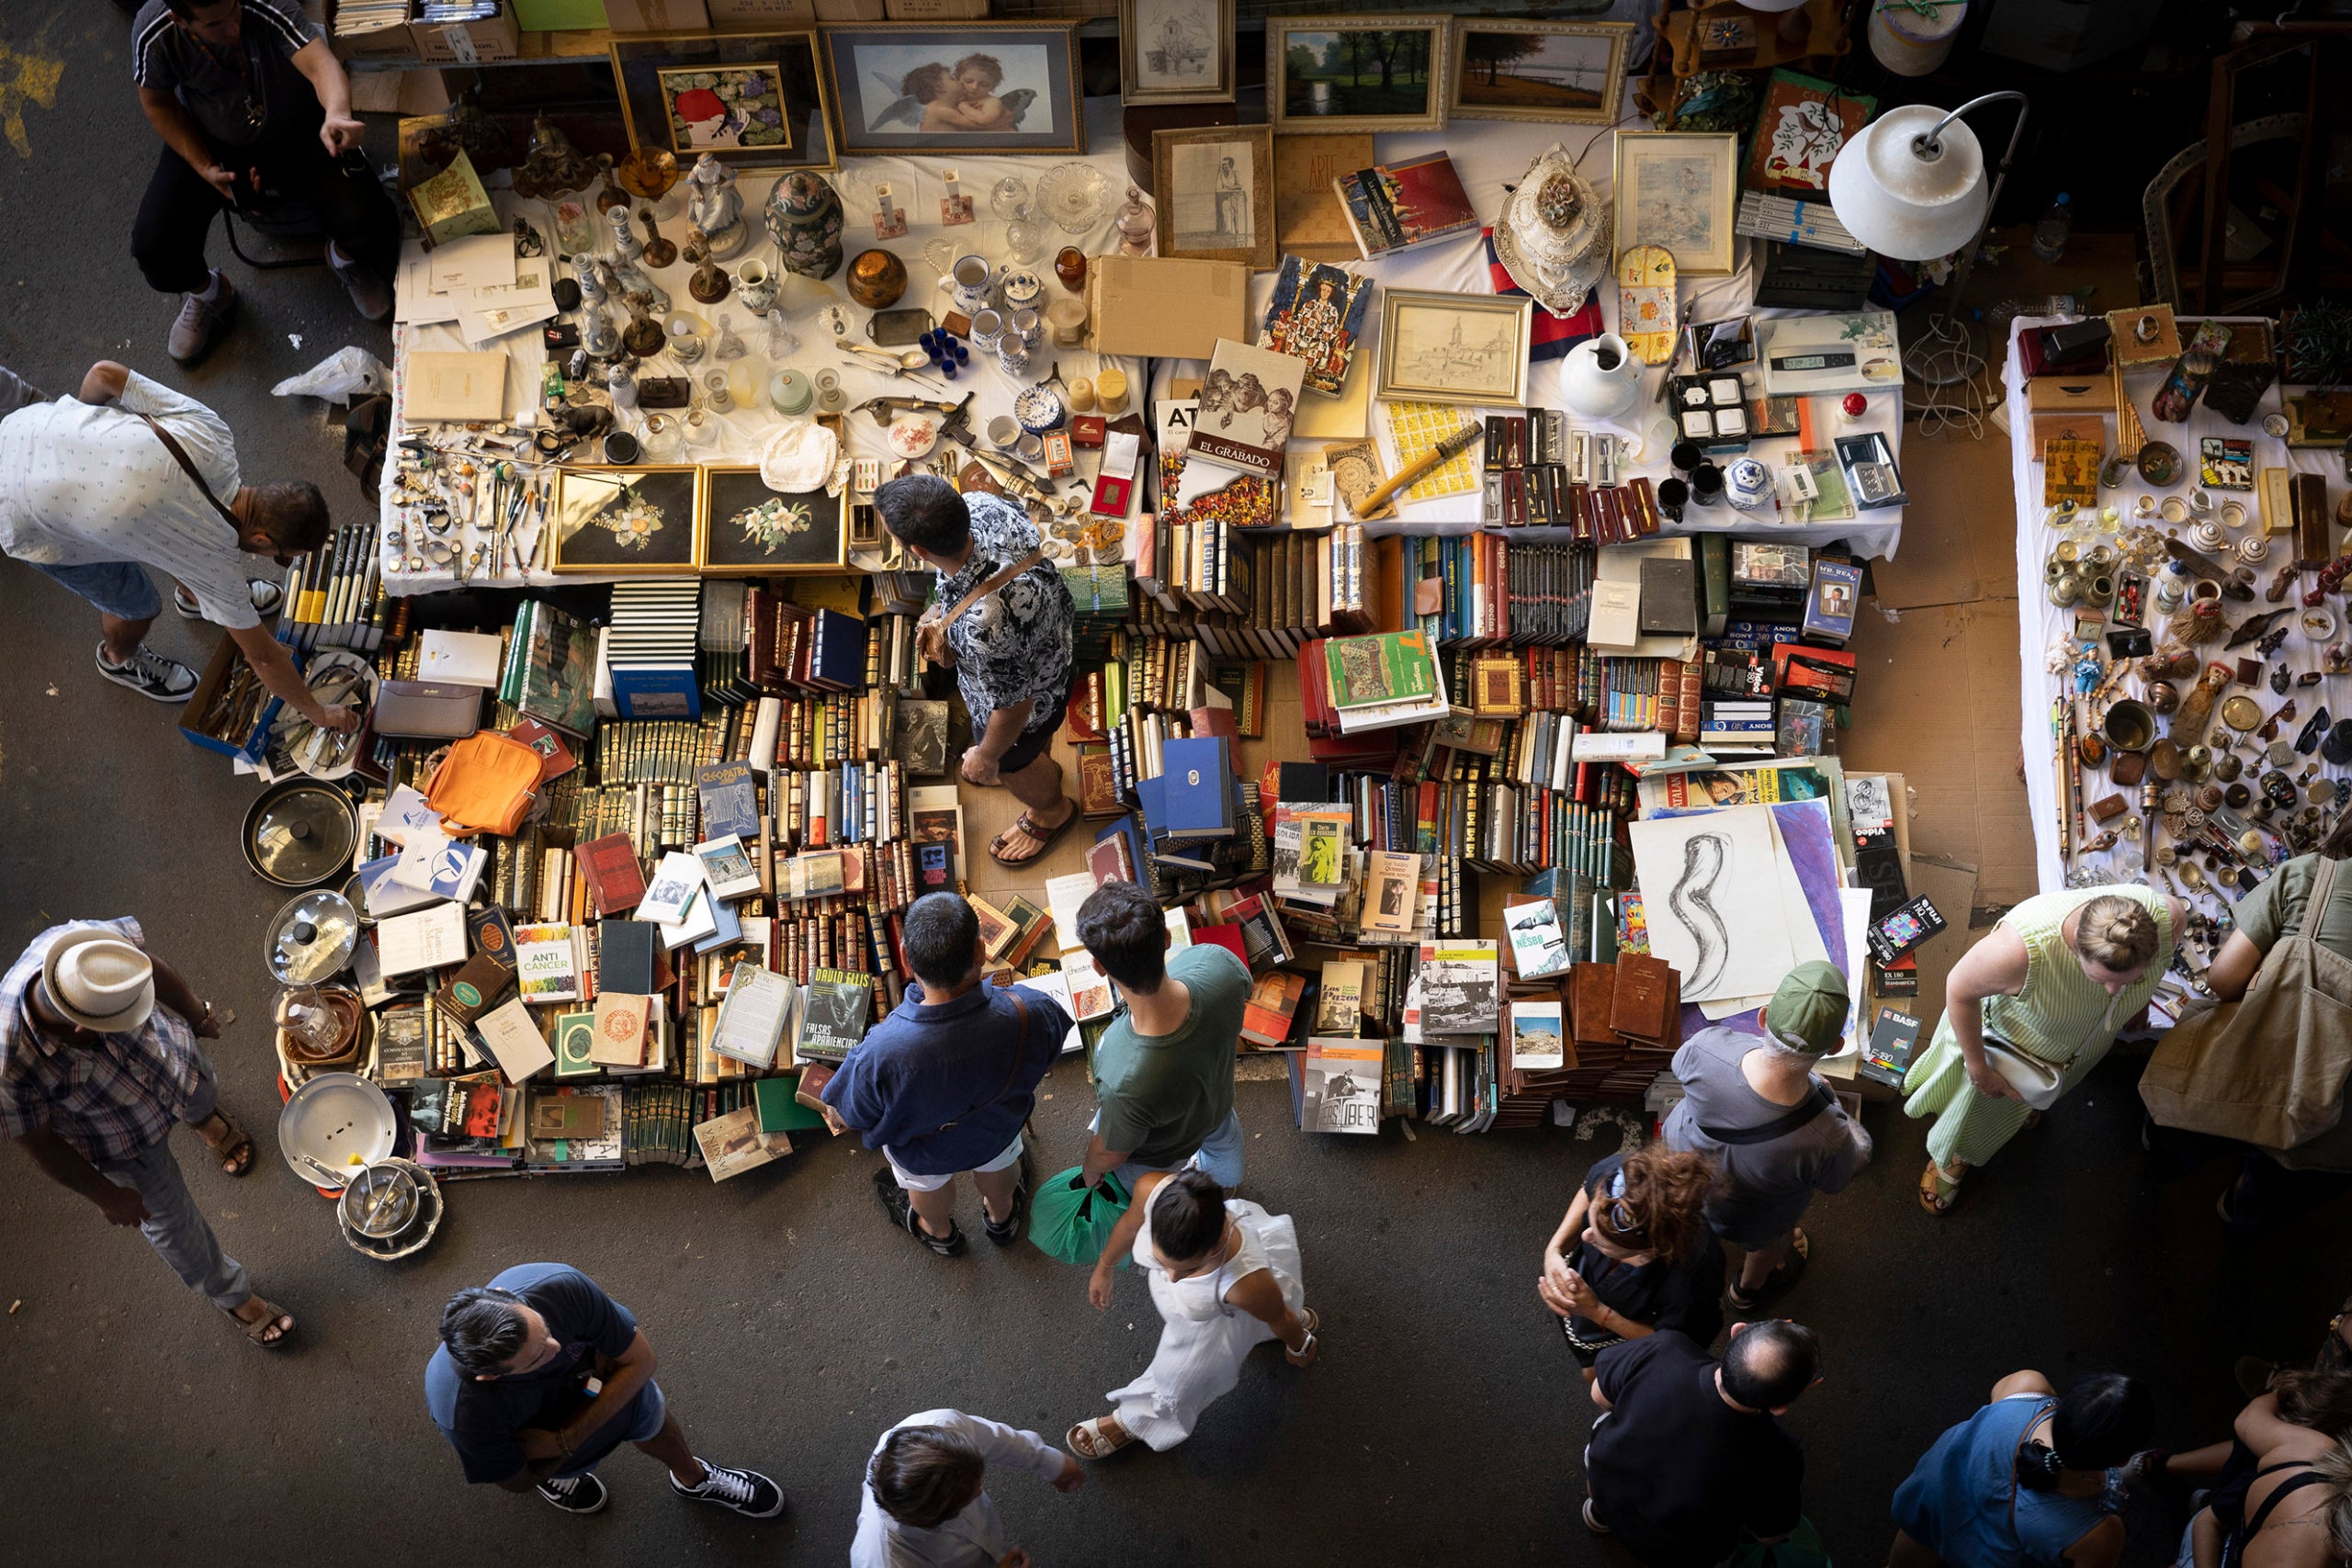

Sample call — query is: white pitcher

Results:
[1560,331,1644,421]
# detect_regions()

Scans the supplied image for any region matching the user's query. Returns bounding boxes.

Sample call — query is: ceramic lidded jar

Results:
[764,172,845,281]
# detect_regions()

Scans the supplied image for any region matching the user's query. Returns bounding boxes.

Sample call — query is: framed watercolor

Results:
[696,466,849,574]
[1611,130,1738,276]
[1374,289,1533,407]
[1119,0,1237,107]
[1446,18,1630,127]
[822,22,1085,158]
[548,466,702,575]
[610,32,836,172]
[1153,124,1275,269]
[1266,15,1449,135]
[652,62,792,156]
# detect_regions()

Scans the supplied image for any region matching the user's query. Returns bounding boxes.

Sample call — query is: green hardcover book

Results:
[1323,631,1438,711]
[753,1072,831,1134]
[551,1010,598,1079]
[1696,535,1731,638]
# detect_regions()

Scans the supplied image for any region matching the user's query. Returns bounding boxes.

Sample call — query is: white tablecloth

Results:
[2008,315,2344,897]
[1148,113,1907,558]
[382,95,1147,593]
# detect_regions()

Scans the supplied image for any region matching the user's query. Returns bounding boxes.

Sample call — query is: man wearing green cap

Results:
[1663,961,1871,1313]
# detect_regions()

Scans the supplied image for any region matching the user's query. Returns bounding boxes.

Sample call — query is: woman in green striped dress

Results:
[1905,886,2183,1214]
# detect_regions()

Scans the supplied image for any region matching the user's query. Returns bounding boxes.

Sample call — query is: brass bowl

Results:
[846,248,908,310]
[2102,699,2154,752]
[616,148,677,199]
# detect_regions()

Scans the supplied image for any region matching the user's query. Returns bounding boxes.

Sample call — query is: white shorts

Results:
[885,1132,1024,1192]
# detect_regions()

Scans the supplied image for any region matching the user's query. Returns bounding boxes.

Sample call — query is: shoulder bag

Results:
[916,548,1046,670]
[2141,856,2352,1148]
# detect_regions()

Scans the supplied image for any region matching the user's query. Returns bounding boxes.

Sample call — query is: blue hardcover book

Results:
[695,761,761,841]
[808,610,867,693]
[1136,772,1170,840]
[1159,738,1235,841]
[693,894,744,954]
[611,662,701,719]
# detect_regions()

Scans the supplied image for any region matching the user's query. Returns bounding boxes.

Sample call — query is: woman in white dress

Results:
[1068,1168,1318,1459]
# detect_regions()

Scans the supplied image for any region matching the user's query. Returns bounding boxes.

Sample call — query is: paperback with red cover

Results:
[1335,152,1478,261]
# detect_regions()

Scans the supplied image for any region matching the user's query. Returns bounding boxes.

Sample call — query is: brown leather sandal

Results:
[227,1298,296,1348]
[198,1111,256,1178]
[989,803,1080,866]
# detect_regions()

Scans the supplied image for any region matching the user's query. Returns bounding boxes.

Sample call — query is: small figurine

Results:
[639,209,676,269]
[609,204,644,264]
[621,291,666,358]
[608,252,669,315]
[513,114,594,200]
[1114,184,1155,257]
[582,302,620,359]
[713,311,747,361]
[594,153,630,216]
[684,227,731,305]
[687,154,749,259]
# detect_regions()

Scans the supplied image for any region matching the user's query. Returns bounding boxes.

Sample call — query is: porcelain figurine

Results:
[1560,332,1644,422]
[1114,185,1155,256]
[582,302,620,360]
[638,209,676,269]
[608,253,669,315]
[684,228,731,305]
[763,171,845,281]
[686,154,749,259]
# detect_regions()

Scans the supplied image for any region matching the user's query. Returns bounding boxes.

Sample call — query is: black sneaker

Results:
[873,1168,964,1255]
[672,1459,786,1518]
[175,581,284,620]
[95,642,198,703]
[537,1472,609,1516]
[983,1179,1030,1246]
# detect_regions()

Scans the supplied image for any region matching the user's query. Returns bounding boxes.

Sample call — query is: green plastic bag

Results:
[1727,1518,1832,1568]
[1028,1166,1130,1267]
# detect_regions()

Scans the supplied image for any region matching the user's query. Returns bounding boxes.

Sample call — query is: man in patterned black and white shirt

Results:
[876,475,1079,866]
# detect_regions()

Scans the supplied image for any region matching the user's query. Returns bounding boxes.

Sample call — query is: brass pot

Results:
[846,248,908,309]
[2103,700,2155,752]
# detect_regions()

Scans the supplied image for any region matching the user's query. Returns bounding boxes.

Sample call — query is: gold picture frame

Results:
[821,21,1086,158]
[1266,15,1450,136]
[1152,124,1276,270]
[1612,130,1739,276]
[610,31,836,172]
[1119,0,1238,107]
[1445,18,1631,127]
[1374,288,1533,407]
[652,62,793,157]
[548,466,703,575]
[696,465,850,575]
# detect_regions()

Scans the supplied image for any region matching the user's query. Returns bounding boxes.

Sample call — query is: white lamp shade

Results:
[1826,103,1988,260]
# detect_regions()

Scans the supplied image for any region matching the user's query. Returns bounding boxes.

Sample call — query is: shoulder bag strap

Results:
[933,548,1046,633]
[937,990,1034,1132]
[1699,1081,1833,1146]
[137,412,241,529]
[2298,857,2341,944]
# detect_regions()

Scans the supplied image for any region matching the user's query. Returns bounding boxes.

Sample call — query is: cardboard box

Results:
[813,0,887,18]
[884,0,986,16]
[1089,256,1250,361]
[331,17,423,61]
[601,0,708,27]
[410,8,520,63]
[705,0,816,23]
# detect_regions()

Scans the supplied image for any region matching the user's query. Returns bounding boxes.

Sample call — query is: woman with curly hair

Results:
[1536,1145,1725,1378]
[1905,887,2184,1214]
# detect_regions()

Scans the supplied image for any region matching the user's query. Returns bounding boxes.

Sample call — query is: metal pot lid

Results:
[266,890,360,984]
[277,1071,397,1189]
[243,782,356,888]
[340,1160,422,1238]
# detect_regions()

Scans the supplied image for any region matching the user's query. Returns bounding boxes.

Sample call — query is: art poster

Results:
[1626,805,1794,1004]
[1742,70,1875,195]
[655,63,790,153]
[1262,256,1374,398]
[824,23,1085,156]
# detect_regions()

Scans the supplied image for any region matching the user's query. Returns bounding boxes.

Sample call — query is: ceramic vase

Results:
[1560,332,1644,422]
[764,172,845,281]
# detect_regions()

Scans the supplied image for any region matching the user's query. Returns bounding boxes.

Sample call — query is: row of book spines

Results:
[279,518,392,654]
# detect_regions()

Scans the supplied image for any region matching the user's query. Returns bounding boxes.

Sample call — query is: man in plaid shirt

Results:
[1,919,295,1347]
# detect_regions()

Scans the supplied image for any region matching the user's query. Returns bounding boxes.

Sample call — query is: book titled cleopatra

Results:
[1335,152,1479,261]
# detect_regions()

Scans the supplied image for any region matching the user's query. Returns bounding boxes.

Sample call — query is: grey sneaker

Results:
[96,643,198,703]
[328,250,392,322]
[168,273,238,364]
[671,1459,786,1518]
[175,581,285,620]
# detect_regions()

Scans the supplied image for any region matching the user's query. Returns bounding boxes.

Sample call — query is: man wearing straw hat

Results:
[0,919,295,1348]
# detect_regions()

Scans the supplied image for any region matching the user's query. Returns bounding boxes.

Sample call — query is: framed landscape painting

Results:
[823,22,1084,157]
[1267,15,1449,135]
[549,466,701,575]
[697,466,849,574]
[1446,19,1630,126]
[610,32,836,172]
[1120,0,1236,107]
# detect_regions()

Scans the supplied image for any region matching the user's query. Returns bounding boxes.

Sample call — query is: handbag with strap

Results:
[1700,1082,1833,1145]
[2142,856,2352,1148]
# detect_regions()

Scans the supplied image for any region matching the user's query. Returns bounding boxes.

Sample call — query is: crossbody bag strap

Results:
[1699,1081,1833,1145]
[2298,857,2341,944]
[934,548,1046,633]
[937,991,1034,1132]
[138,413,241,529]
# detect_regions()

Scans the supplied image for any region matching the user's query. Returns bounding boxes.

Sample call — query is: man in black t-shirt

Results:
[1585,1321,1817,1568]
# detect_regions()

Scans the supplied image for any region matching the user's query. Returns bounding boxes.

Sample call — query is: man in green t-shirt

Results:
[1074,882,1250,1190]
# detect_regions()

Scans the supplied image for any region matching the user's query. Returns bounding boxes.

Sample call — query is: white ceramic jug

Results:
[1560,332,1644,421]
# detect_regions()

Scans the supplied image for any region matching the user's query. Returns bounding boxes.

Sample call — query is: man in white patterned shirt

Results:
[854,1408,1084,1567]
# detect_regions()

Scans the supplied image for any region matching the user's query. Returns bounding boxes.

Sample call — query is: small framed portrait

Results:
[1266,15,1449,135]
[1374,288,1534,407]
[1445,18,1631,127]
[1612,130,1739,276]
[549,466,701,574]
[1119,0,1236,107]
[653,62,791,154]
[1152,124,1275,270]
[697,466,849,574]
[610,31,836,172]
[822,22,1085,157]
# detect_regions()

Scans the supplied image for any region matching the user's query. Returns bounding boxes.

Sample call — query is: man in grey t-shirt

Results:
[1664,963,1870,1312]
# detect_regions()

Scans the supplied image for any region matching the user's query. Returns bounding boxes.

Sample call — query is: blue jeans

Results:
[1113,1106,1246,1191]
[31,559,164,622]
[96,1047,249,1311]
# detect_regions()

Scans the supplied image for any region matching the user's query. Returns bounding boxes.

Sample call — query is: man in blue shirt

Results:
[424,1262,784,1518]
[825,892,1068,1256]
